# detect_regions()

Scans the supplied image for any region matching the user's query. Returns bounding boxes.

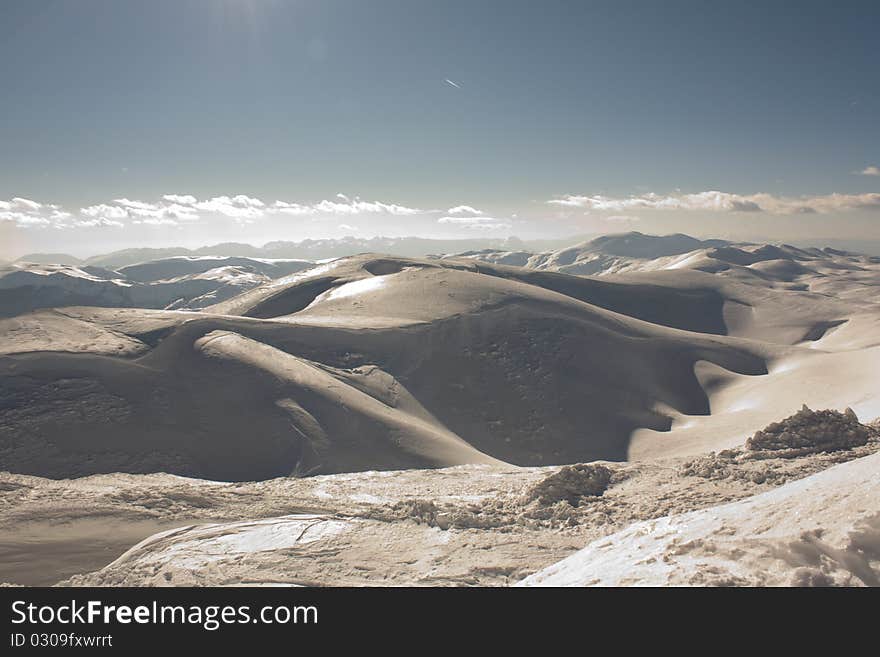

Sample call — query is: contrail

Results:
[445,79,461,89]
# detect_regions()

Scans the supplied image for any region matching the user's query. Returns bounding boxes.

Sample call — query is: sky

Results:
[1,0,878,258]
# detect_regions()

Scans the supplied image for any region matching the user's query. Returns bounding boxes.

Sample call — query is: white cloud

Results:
[271,201,315,216]
[82,199,198,226]
[547,190,880,214]
[1,198,85,228]
[113,198,158,211]
[82,195,267,225]
[273,196,422,217]
[160,205,200,221]
[88,193,421,225]
[603,215,641,224]
[6,193,428,230]
[11,197,42,211]
[71,217,125,228]
[0,212,51,227]
[162,194,198,204]
[446,205,484,216]
[316,197,421,216]
[132,217,182,227]
[188,195,266,222]
[8,187,879,235]
[859,166,880,176]
[438,215,512,231]
[81,204,131,220]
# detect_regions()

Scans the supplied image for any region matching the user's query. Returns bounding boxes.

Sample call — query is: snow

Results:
[108,515,352,571]
[518,451,880,587]
[323,274,387,300]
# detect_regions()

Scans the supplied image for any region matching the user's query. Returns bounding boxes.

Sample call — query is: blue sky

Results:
[1,0,878,256]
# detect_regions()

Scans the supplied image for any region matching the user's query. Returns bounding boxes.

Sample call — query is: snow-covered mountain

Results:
[444,231,880,296]
[0,257,313,317]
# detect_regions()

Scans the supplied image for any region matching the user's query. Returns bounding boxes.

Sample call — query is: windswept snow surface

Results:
[519,451,880,587]
[2,424,873,586]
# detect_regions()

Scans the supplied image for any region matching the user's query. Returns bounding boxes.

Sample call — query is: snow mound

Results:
[525,464,612,506]
[746,406,871,457]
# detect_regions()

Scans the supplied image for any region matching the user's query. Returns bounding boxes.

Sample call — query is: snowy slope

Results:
[518,451,880,586]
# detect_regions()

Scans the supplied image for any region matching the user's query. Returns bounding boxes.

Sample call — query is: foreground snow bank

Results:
[518,451,880,586]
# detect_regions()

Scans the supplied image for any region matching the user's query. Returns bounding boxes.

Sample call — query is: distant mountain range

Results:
[0,256,314,317]
[10,234,880,271]
[4,231,878,320]
[444,231,880,281]
[13,235,587,270]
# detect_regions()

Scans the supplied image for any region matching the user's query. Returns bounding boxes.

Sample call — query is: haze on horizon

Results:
[1,0,878,260]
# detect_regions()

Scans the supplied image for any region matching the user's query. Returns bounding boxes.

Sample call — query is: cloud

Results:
[80,204,129,220]
[191,195,266,222]
[0,212,51,227]
[0,197,85,228]
[82,199,199,226]
[273,196,422,217]
[162,194,198,204]
[71,217,125,228]
[8,187,879,235]
[603,215,641,225]
[271,201,315,216]
[81,195,267,226]
[438,215,512,231]
[5,193,428,230]
[80,193,422,227]
[10,197,42,212]
[446,205,484,216]
[132,217,182,227]
[547,190,880,214]
[858,166,880,176]
[82,194,267,225]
